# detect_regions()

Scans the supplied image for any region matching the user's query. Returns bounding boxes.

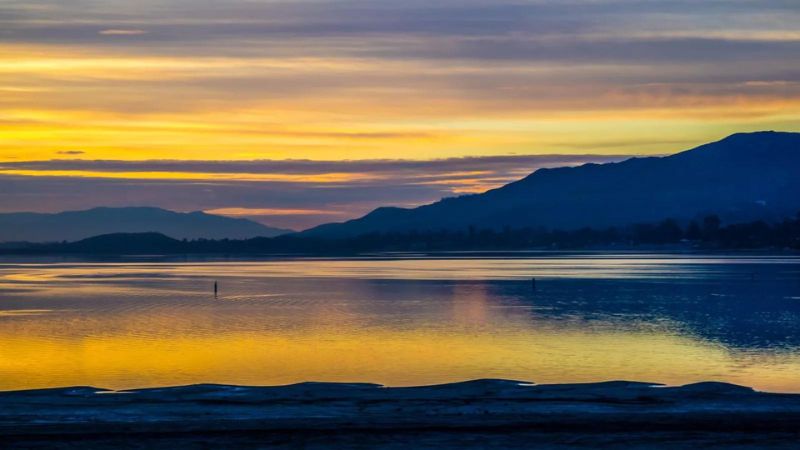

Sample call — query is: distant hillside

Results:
[0,207,291,242]
[7,212,800,255]
[61,232,186,254]
[304,132,800,237]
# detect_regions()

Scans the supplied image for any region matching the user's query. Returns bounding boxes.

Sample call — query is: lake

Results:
[1,253,799,392]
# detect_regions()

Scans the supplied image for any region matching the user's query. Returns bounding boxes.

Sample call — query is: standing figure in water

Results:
[214,281,218,299]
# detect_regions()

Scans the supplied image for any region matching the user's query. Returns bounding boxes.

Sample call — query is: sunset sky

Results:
[2,0,799,229]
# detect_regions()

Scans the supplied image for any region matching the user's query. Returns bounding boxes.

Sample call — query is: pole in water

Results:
[531,277,537,291]
[214,281,218,298]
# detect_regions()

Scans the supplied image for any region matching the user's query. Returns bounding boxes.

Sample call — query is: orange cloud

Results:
[0,168,381,183]
[206,207,345,216]
[99,29,149,36]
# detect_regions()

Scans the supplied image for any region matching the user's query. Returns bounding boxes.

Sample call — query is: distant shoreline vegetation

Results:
[3,214,800,255]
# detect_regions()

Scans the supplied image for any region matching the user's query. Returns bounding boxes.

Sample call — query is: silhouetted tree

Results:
[685,221,702,240]
[702,215,721,239]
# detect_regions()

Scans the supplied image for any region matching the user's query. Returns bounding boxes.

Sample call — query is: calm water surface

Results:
[1,254,799,392]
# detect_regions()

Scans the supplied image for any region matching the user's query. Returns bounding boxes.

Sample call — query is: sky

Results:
[2,0,799,230]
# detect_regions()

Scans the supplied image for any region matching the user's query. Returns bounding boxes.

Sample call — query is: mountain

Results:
[60,232,186,254]
[304,131,800,237]
[0,207,292,242]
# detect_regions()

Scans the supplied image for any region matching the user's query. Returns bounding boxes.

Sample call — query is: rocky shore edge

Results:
[3,379,800,448]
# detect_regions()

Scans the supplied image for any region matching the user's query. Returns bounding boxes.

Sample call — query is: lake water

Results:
[1,254,799,392]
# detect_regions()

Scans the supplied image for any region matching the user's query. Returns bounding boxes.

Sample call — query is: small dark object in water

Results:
[531,278,537,290]
[214,281,218,298]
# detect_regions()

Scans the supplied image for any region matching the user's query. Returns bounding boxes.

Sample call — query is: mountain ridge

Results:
[0,207,291,242]
[303,131,800,237]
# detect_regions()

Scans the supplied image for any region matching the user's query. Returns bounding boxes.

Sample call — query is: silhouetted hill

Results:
[6,212,800,255]
[303,132,800,237]
[0,207,291,242]
[63,232,185,254]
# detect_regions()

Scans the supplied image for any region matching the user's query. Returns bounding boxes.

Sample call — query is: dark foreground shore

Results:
[3,379,800,449]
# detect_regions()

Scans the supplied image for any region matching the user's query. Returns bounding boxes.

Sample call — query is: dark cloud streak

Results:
[0,154,628,174]
[0,154,628,229]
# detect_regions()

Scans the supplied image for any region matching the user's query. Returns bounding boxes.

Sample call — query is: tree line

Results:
[11,213,800,255]
[287,213,800,252]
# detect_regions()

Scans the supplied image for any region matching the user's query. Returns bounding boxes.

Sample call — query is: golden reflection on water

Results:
[4,254,797,283]
[1,256,800,393]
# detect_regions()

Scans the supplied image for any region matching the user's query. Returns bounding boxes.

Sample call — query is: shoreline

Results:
[4,379,800,448]
[1,248,798,263]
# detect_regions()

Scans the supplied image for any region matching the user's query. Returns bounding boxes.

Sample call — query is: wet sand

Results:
[3,379,800,449]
